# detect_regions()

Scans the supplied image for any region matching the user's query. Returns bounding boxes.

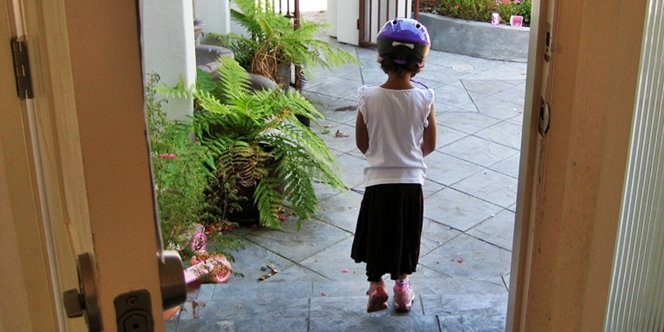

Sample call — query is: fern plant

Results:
[146,73,213,250]
[209,0,357,85]
[164,57,346,229]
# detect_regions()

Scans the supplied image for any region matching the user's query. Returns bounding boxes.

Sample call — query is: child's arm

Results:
[421,105,437,156]
[356,112,369,154]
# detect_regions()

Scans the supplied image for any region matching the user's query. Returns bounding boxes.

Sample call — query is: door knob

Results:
[159,250,186,310]
[62,252,103,331]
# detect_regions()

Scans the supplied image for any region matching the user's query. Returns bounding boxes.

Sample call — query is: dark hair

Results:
[378,55,423,77]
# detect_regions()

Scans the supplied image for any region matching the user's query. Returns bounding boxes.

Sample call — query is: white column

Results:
[140,0,196,121]
[196,0,231,35]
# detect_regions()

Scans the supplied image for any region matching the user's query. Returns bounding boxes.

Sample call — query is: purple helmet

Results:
[377,18,430,65]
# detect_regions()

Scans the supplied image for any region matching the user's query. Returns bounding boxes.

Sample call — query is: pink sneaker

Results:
[366,281,389,312]
[393,279,415,313]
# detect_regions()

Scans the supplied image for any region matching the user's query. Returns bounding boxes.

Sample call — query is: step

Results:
[165,280,507,331]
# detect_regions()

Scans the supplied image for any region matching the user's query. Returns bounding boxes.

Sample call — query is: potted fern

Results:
[166,57,346,229]
[208,0,357,88]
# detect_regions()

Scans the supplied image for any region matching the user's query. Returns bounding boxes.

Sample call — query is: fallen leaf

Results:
[335,130,350,138]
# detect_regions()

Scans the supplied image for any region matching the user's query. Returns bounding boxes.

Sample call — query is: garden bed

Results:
[418,12,530,62]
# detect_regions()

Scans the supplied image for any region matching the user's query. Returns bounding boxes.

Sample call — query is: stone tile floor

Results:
[166,32,527,332]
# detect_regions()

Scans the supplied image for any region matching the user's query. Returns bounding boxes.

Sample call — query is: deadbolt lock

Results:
[62,252,103,331]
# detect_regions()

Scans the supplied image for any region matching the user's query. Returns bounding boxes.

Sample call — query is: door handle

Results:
[159,250,186,310]
[62,252,103,331]
[62,251,185,331]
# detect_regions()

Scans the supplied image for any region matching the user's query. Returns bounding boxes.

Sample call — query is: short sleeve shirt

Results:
[357,85,435,186]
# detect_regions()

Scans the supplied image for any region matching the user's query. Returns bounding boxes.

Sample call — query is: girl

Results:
[351,18,437,313]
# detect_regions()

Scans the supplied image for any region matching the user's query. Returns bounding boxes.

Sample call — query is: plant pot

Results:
[276,62,292,91]
[223,183,261,225]
[510,15,524,27]
[417,12,530,62]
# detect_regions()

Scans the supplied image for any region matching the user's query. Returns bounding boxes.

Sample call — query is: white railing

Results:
[360,0,417,45]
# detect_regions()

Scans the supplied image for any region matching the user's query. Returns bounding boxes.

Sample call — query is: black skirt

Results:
[350,183,424,281]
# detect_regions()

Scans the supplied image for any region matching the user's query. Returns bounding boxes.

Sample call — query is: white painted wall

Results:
[140,0,196,121]
[327,0,337,37]
[293,0,327,12]
[333,0,413,45]
[336,0,359,45]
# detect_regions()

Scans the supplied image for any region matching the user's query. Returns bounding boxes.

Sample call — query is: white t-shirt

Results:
[357,85,435,187]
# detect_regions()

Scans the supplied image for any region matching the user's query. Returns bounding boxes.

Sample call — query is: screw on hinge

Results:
[10,37,34,99]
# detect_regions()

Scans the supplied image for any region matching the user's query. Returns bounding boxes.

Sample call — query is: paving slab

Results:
[475,96,525,120]
[467,209,516,251]
[437,125,469,147]
[315,190,363,233]
[242,218,350,263]
[431,81,480,112]
[461,79,516,99]
[420,219,463,257]
[299,237,364,281]
[334,154,366,189]
[410,266,507,296]
[417,62,473,86]
[425,151,484,186]
[419,234,512,285]
[489,152,521,179]
[317,122,356,154]
[442,135,519,167]
[475,121,524,150]
[437,112,503,135]
[221,239,300,285]
[451,169,518,208]
[304,76,363,100]
[425,187,503,231]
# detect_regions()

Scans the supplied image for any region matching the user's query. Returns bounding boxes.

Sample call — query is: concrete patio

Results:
[166,31,527,331]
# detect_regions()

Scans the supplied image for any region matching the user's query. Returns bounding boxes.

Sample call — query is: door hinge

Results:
[10,37,34,99]
[539,98,551,135]
[544,23,552,62]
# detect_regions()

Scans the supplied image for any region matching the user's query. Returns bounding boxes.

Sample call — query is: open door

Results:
[508,0,648,330]
[1,0,185,330]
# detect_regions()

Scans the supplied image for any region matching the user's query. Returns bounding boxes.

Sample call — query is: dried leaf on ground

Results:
[335,130,350,138]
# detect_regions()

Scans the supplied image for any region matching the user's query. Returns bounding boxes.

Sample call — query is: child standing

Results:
[351,18,436,313]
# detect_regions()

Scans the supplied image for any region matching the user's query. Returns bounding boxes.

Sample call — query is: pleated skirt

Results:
[350,183,424,281]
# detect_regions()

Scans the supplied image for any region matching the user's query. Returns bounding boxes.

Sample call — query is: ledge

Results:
[418,13,530,62]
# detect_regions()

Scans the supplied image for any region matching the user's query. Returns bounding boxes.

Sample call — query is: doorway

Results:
[144,1,529,330]
[2,0,656,330]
